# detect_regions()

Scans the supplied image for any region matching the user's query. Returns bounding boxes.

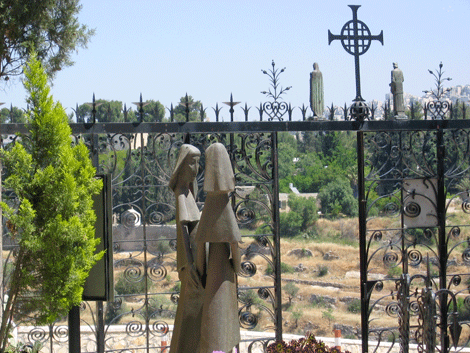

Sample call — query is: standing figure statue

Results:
[390,62,405,117]
[196,143,241,353]
[169,144,203,353]
[310,62,324,117]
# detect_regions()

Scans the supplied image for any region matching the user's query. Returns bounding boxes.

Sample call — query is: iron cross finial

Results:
[328,5,383,102]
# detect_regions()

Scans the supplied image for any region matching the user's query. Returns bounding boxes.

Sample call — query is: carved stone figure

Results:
[310,62,324,117]
[196,143,241,353]
[390,62,405,117]
[169,144,203,353]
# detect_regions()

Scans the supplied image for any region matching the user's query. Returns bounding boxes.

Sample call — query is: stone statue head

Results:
[169,144,201,195]
[313,62,320,71]
[203,143,235,193]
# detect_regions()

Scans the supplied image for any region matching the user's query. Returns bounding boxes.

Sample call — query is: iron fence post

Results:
[436,127,449,352]
[271,132,283,342]
[358,130,368,353]
[68,306,80,353]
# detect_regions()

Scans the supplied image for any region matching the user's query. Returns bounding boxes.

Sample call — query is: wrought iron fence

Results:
[1,58,470,353]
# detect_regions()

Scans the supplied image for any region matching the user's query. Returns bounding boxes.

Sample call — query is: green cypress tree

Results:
[0,53,103,351]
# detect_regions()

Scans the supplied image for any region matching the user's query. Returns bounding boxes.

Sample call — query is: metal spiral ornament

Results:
[234,203,256,225]
[383,251,399,267]
[372,231,383,241]
[408,249,423,267]
[28,327,47,344]
[121,208,142,227]
[385,302,400,318]
[239,261,257,278]
[451,275,461,287]
[148,263,167,282]
[404,201,421,218]
[53,325,69,342]
[151,321,170,337]
[449,226,460,238]
[170,292,179,305]
[462,200,470,214]
[383,201,400,216]
[462,247,470,264]
[169,239,177,251]
[464,295,470,310]
[124,262,144,283]
[375,281,384,292]
[148,210,166,225]
[239,310,259,330]
[409,300,420,315]
[258,288,270,300]
[126,321,144,337]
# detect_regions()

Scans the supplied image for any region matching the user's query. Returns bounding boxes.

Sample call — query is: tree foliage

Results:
[280,193,318,238]
[0,0,94,83]
[0,53,102,350]
[318,178,358,218]
[0,106,25,123]
[171,95,205,122]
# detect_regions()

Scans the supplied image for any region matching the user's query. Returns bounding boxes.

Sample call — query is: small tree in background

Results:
[284,282,299,307]
[280,194,318,237]
[0,53,102,351]
[318,178,357,218]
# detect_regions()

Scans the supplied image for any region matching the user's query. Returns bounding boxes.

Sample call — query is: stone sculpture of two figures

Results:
[169,142,241,353]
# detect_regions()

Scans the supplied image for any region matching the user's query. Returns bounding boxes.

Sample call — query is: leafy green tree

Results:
[0,53,102,350]
[405,99,424,120]
[0,106,26,123]
[139,100,166,122]
[279,193,318,237]
[277,132,298,183]
[75,99,124,123]
[283,282,299,306]
[318,178,358,218]
[451,100,470,120]
[0,0,94,83]
[171,95,205,122]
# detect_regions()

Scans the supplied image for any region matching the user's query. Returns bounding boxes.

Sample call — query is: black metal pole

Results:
[97,302,105,353]
[436,127,449,352]
[68,306,80,353]
[357,130,368,353]
[272,132,283,342]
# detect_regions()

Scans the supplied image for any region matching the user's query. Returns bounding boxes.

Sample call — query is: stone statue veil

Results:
[169,144,203,353]
[196,143,241,353]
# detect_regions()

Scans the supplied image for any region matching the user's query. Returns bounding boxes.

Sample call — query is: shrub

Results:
[267,332,349,353]
[347,298,361,314]
[280,193,318,238]
[318,178,358,218]
[317,265,328,277]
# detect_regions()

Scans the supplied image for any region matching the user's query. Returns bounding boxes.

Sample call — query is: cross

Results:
[328,5,383,102]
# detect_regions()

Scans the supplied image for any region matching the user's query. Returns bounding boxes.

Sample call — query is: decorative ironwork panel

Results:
[84,131,278,352]
[362,128,470,353]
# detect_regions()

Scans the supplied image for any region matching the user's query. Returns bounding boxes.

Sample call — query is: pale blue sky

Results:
[3,0,470,120]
